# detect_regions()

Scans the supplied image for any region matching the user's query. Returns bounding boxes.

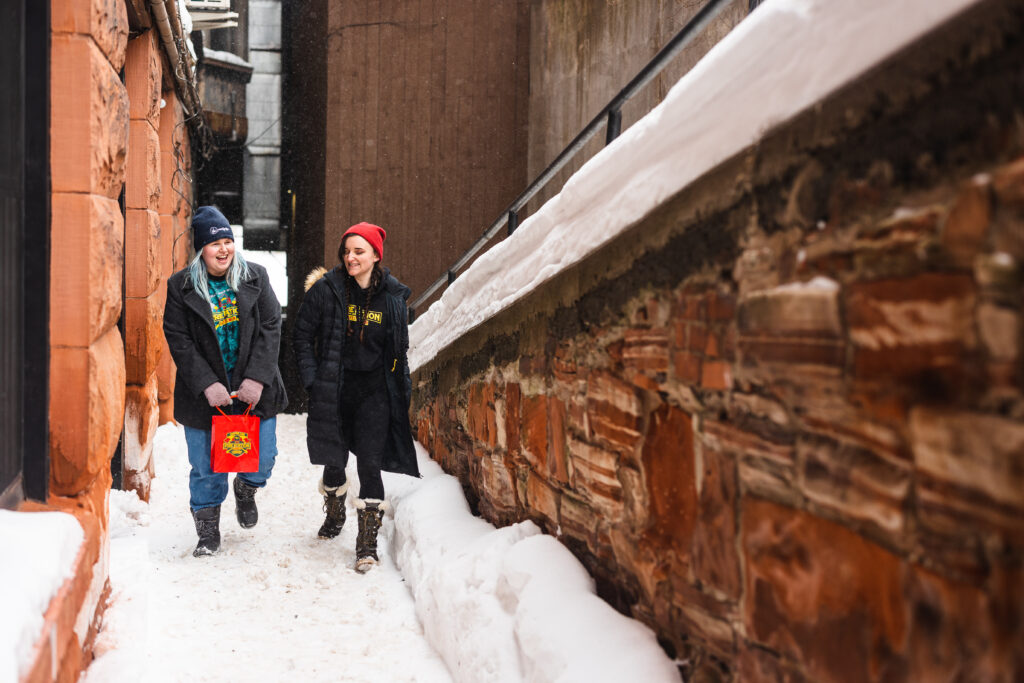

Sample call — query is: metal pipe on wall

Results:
[150,0,198,117]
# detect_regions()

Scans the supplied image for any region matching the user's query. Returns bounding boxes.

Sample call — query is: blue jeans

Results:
[184,416,278,511]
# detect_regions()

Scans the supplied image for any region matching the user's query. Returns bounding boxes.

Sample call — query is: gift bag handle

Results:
[216,402,253,417]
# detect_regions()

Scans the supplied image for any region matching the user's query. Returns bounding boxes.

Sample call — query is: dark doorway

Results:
[0,0,50,508]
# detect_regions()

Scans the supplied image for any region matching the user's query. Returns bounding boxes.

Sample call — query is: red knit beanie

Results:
[342,222,386,260]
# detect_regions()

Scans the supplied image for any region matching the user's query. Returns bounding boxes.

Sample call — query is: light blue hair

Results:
[188,247,252,293]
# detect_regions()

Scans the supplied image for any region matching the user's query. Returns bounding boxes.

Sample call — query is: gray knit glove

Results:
[236,378,264,406]
[203,382,233,407]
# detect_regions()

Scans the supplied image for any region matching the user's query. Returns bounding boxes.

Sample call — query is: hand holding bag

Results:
[211,404,260,473]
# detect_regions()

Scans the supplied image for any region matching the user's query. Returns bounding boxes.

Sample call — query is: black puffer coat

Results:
[292,266,419,477]
[163,262,288,429]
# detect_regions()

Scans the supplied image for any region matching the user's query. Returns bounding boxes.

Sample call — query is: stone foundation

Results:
[411,2,1024,680]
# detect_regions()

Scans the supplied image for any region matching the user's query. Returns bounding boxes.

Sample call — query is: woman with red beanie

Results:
[292,222,419,572]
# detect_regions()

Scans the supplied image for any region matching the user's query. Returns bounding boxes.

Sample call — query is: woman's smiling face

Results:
[342,235,379,283]
[202,238,235,276]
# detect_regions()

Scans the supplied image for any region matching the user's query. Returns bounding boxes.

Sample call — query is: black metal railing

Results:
[408,0,737,321]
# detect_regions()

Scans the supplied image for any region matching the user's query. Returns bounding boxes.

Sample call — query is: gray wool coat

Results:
[162,262,288,429]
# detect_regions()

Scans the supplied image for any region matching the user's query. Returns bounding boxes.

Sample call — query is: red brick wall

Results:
[411,3,1024,680]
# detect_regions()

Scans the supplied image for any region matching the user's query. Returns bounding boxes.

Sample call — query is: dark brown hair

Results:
[341,236,383,343]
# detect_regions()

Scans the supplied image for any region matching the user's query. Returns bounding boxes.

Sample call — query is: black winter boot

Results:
[191,505,221,557]
[318,479,349,539]
[232,477,259,529]
[355,498,388,573]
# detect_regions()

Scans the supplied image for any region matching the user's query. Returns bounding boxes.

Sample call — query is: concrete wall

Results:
[526,0,748,211]
[290,1,752,307]
[411,1,1024,680]
[318,0,530,298]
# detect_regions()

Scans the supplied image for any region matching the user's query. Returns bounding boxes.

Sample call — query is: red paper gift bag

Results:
[211,405,260,473]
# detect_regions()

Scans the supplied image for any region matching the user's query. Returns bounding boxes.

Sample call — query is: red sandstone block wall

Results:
[18,1,194,681]
[415,156,1024,683]
[25,0,130,680]
[122,28,163,499]
[410,5,1024,680]
[122,31,194,497]
[157,89,193,426]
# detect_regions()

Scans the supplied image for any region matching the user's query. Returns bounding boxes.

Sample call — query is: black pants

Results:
[323,367,390,500]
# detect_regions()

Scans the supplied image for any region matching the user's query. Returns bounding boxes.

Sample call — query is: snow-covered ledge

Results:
[0,510,84,682]
[408,0,983,371]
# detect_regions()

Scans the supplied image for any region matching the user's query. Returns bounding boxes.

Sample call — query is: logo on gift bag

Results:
[223,431,252,458]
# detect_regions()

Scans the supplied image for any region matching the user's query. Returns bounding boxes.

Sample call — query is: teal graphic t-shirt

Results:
[207,275,240,379]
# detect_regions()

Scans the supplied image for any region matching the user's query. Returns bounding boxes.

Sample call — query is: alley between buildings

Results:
[81,416,678,683]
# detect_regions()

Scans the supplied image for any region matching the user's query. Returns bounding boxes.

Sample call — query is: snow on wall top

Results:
[407,0,982,372]
[0,510,84,681]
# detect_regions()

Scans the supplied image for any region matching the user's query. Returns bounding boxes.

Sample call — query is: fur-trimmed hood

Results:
[304,266,328,292]
[303,265,411,301]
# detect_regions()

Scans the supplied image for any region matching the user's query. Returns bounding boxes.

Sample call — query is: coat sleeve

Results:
[396,297,412,402]
[292,283,324,391]
[162,276,221,396]
[242,268,283,387]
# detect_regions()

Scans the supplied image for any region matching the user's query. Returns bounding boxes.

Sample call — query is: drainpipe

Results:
[150,0,195,116]
[149,0,214,156]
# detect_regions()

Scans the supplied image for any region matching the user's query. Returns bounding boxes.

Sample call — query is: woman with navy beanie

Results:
[293,221,419,572]
[162,205,288,557]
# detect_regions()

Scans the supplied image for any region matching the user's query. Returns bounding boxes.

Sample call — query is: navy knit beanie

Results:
[192,206,234,251]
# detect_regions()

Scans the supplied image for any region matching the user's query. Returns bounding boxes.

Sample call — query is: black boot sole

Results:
[193,544,219,557]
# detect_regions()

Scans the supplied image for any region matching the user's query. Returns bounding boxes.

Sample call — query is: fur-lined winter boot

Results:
[318,479,350,539]
[191,505,221,557]
[354,498,388,573]
[232,477,259,529]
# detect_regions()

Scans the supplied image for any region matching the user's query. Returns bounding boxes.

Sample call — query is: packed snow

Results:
[407,0,984,371]
[200,48,253,70]
[0,510,84,682]
[78,416,677,683]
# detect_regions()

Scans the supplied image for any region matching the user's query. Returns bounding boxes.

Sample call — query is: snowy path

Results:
[85,415,452,683]
[84,415,679,683]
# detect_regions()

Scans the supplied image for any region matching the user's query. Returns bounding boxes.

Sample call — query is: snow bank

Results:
[391,446,679,683]
[408,0,982,371]
[82,490,153,683]
[0,509,84,682]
